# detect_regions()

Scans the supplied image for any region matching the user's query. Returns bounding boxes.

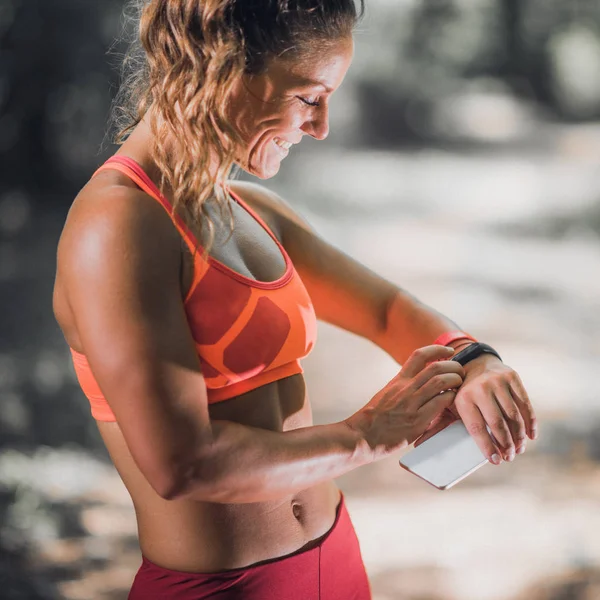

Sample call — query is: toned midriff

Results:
[97,375,341,573]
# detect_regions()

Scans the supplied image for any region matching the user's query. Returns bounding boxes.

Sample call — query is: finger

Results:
[458,399,504,464]
[416,372,463,406]
[412,360,465,391]
[401,345,456,379]
[419,389,458,424]
[447,403,460,420]
[414,408,458,447]
[475,391,515,461]
[508,375,538,440]
[495,383,527,455]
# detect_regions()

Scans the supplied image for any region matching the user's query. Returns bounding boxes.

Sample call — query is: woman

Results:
[53,1,537,598]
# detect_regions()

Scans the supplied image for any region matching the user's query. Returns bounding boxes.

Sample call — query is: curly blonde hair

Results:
[108,0,364,256]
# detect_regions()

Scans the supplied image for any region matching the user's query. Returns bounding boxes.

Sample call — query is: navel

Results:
[291,500,303,521]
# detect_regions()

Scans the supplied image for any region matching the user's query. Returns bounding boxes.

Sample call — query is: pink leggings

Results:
[128,493,371,599]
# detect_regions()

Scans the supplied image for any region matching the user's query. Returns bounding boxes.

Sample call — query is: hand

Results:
[413,354,538,465]
[344,345,466,460]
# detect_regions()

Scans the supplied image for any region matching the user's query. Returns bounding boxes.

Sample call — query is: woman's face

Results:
[228,37,354,179]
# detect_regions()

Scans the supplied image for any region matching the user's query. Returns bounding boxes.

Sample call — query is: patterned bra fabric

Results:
[70,155,317,421]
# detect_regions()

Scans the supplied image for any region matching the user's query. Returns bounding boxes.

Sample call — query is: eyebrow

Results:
[294,77,334,93]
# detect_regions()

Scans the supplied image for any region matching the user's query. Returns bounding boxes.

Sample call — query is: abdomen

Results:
[97,374,341,572]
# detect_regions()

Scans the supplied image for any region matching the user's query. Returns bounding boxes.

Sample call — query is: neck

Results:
[115,103,224,198]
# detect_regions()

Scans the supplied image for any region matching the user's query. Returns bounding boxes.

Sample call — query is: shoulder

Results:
[58,171,182,282]
[70,170,178,231]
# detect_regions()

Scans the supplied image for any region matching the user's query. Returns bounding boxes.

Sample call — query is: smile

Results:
[273,137,293,150]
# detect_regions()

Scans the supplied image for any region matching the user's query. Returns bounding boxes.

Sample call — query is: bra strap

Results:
[94,155,209,300]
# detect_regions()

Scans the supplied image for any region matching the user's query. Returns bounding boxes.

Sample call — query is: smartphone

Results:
[398,420,492,490]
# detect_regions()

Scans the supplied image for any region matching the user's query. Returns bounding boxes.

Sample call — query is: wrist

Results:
[448,340,475,356]
[342,413,377,465]
[464,351,502,370]
[433,330,477,348]
[450,342,503,368]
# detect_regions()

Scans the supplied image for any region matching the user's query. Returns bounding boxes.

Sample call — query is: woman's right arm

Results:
[60,186,463,503]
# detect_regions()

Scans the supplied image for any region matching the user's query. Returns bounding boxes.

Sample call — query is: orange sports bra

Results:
[69,155,317,421]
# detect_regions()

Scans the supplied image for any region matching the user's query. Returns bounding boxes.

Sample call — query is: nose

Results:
[301,104,329,141]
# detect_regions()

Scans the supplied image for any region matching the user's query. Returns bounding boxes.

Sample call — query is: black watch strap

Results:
[450,342,502,366]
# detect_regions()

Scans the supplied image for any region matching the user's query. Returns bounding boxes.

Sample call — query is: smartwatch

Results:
[450,342,502,366]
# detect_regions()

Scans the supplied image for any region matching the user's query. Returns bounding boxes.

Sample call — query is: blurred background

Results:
[1,0,600,598]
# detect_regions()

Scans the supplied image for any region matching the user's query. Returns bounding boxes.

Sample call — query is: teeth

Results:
[274,137,292,150]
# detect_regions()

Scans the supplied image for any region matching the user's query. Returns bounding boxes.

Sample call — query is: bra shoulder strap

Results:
[95,156,203,248]
[93,155,210,299]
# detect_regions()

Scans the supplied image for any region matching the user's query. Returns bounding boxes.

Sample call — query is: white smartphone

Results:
[399,420,492,490]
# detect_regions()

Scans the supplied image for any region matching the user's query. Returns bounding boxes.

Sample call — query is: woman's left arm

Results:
[233,182,538,464]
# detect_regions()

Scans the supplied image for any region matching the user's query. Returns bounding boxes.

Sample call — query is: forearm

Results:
[377,288,474,364]
[174,419,372,503]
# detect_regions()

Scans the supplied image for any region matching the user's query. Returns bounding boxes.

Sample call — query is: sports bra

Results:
[69,155,317,421]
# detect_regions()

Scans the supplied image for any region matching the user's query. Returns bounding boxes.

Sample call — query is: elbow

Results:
[148,469,183,501]
[155,476,182,501]
[152,457,217,502]
[135,427,219,501]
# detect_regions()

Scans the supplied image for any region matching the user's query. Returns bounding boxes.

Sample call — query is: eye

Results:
[297,96,321,107]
